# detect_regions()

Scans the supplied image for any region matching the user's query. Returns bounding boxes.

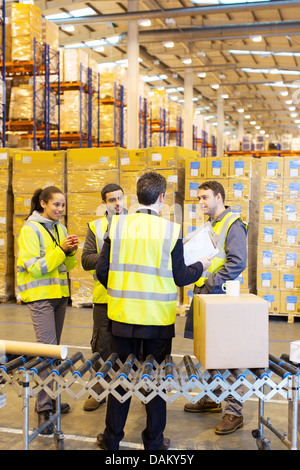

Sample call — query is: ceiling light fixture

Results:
[138,19,151,27]
[162,41,174,48]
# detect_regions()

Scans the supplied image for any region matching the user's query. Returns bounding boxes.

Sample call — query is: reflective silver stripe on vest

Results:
[94,218,104,253]
[110,214,174,278]
[217,213,239,249]
[26,221,46,257]
[24,256,40,271]
[107,288,177,302]
[18,277,69,292]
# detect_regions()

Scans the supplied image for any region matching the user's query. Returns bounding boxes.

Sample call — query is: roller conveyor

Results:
[1,350,300,451]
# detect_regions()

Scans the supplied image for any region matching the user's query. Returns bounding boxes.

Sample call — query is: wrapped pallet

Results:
[62,48,88,82]
[61,90,88,134]
[0,150,14,302]
[11,3,42,61]
[42,18,59,51]
[66,148,119,306]
[9,77,44,121]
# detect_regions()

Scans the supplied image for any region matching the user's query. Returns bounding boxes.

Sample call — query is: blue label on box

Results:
[264,205,274,213]
[233,183,243,190]
[287,228,298,237]
[234,161,245,168]
[286,252,297,261]
[188,226,197,233]
[188,205,196,212]
[287,296,297,304]
[290,160,300,169]
[263,227,274,235]
[267,162,279,170]
[189,182,199,190]
[261,272,272,280]
[289,182,300,191]
[212,160,222,168]
[262,250,273,258]
[190,161,200,169]
[264,294,275,302]
[285,205,296,213]
[266,183,277,192]
[283,274,294,282]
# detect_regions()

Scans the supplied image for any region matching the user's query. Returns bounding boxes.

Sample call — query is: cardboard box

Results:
[206,157,229,179]
[228,178,251,200]
[228,156,252,178]
[193,294,269,369]
[259,179,283,202]
[281,224,300,247]
[282,202,300,224]
[259,200,282,224]
[280,248,300,269]
[185,157,206,179]
[258,224,282,246]
[67,169,119,193]
[257,289,280,314]
[260,157,283,179]
[279,269,300,290]
[67,148,119,171]
[147,146,196,169]
[257,247,279,268]
[256,267,280,290]
[226,200,249,225]
[119,149,147,171]
[280,290,300,315]
[283,156,300,179]
[283,180,300,202]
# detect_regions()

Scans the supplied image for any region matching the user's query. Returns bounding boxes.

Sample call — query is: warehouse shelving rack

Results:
[99,81,125,148]
[139,95,148,148]
[167,113,182,147]
[4,38,60,151]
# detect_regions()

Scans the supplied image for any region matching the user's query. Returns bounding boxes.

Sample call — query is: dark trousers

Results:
[103,335,172,450]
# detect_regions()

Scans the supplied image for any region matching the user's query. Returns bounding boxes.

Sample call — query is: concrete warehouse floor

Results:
[0,302,299,452]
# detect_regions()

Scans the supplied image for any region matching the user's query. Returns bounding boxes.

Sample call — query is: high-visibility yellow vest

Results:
[107,213,181,326]
[17,221,77,302]
[195,211,245,287]
[88,217,109,304]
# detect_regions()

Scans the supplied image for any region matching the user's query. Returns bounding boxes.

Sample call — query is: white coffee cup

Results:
[222,280,240,297]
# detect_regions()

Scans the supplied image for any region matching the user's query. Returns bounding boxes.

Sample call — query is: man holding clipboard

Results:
[183,180,247,435]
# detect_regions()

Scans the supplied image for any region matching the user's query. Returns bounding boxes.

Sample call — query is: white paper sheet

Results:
[183,223,220,266]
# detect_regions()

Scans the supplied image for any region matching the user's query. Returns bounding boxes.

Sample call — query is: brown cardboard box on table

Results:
[193,294,269,370]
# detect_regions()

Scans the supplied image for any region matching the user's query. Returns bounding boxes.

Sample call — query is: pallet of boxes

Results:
[0,150,14,303]
[66,147,119,307]
[182,154,258,310]
[257,156,300,322]
[12,150,65,302]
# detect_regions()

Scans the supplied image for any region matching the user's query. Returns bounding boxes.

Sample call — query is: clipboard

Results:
[182,221,220,266]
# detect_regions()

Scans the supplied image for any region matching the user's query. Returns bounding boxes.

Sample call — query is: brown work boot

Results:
[215,414,243,435]
[184,398,222,413]
[83,395,106,411]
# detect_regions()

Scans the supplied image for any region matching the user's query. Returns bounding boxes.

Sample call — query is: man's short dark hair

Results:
[137,171,166,205]
[198,180,225,203]
[101,183,123,202]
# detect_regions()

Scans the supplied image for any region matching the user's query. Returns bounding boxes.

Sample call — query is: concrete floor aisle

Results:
[0,303,299,451]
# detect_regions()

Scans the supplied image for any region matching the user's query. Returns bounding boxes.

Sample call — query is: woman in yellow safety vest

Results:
[17,186,78,434]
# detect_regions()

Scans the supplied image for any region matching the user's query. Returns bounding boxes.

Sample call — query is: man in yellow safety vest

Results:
[95,171,212,450]
[184,180,248,435]
[81,183,126,411]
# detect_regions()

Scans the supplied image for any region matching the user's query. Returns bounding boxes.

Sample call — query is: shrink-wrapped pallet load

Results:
[0,150,14,302]
[66,148,119,307]
[42,18,59,52]
[11,3,42,61]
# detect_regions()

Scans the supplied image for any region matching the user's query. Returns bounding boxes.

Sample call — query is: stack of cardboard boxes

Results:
[66,148,119,307]
[182,155,257,307]
[256,156,300,319]
[0,150,14,302]
[12,150,65,301]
